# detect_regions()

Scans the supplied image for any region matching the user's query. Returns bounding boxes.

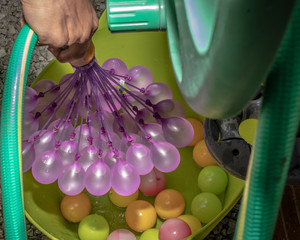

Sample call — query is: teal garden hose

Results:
[234,1,300,239]
[0,24,37,239]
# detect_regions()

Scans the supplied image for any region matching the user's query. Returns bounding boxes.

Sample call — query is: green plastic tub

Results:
[23,12,245,240]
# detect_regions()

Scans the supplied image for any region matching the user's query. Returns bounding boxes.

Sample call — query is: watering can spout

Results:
[107,0,296,119]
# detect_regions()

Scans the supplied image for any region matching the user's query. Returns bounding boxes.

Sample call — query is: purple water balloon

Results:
[102,58,128,76]
[113,112,139,137]
[103,148,125,169]
[22,141,35,173]
[145,82,173,104]
[22,112,39,140]
[47,119,73,142]
[161,117,194,148]
[84,159,111,196]
[98,90,121,113]
[33,130,56,157]
[123,92,145,110]
[111,160,140,196]
[32,150,62,184]
[33,79,57,94]
[126,143,153,175]
[107,229,136,240]
[135,108,157,124]
[126,65,153,90]
[34,104,56,129]
[141,123,165,141]
[119,133,143,152]
[74,124,97,151]
[58,162,85,195]
[24,87,38,113]
[78,145,99,171]
[91,110,114,132]
[58,140,77,168]
[153,99,186,118]
[150,141,180,173]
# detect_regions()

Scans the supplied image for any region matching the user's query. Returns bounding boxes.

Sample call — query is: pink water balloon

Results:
[107,229,136,240]
[111,160,140,196]
[145,82,173,104]
[161,117,194,148]
[22,112,39,140]
[84,159,111,196]
[139,168,166,196]
[78,145,99,171]
[33,79,57,94]
[34,104,56,129]
[135,108,157,124]
[32,150,62,184]
[119,133,143,152]
[150,141,180,173]
[58,162,85,195]
[141,123,165,141]
[91,110,114,132]
[103,149,125,169]
[58,140,77,168]
[159,218,192,240]
[47,119,73,142]
[126,143,153,175]
[126,65,153,90]
[113,112,139,137]
[153,99,186,118]
[33,130,56,157]
[123,92,146,110]
[102,58,128,76]
[98,90,121,113]
[22,141,35,173]
[74,124,97,151]
[24,87,38,113]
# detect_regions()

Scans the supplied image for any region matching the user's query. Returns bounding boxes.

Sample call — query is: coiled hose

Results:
[234,1,300,239]
[0,24,37,239]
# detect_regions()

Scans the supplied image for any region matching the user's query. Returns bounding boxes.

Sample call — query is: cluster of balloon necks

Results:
[22,58,194,196]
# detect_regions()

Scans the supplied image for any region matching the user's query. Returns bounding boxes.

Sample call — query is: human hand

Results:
[21,0,98,66]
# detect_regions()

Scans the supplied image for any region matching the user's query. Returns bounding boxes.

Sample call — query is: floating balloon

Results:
[139,168,166,196]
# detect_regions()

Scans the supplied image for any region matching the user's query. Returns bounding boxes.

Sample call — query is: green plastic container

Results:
[24,12,245,240]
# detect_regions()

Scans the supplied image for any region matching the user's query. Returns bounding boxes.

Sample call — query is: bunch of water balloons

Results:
[22,57,194,196]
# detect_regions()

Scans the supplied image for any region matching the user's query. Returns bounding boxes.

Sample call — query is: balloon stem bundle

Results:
[22,57,194,196]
